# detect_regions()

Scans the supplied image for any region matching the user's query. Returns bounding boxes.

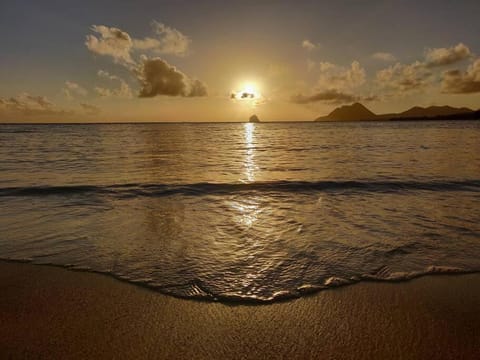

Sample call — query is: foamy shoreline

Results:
[1,261,479,359]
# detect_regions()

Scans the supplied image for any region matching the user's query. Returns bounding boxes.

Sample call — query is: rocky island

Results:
[249,114,260,123]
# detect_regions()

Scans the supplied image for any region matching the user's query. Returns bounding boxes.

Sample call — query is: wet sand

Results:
[0,261,479,359]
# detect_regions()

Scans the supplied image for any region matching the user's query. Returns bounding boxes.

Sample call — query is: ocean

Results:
[1,121,479,302]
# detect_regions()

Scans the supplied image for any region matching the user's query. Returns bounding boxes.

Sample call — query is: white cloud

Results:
[131,37,161,50]
[0,93,69,117]
[85,25,134,64]
[372,52,396,62]
[376,61,432,92]
[85,21,192,69]
[302,39,318,51]
[80,103,101,115]
[63,81,87,100]
[425,43,471,67]
[316,61,366,90]
[295,60,368,105]
[133,21,191,56]
[307,59,316,72]
[95,70,133,98]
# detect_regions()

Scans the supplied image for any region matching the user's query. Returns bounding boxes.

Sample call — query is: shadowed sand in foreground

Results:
[0,261,479,359]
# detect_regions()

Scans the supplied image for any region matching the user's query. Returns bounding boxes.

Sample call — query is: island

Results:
[249,114,260,123]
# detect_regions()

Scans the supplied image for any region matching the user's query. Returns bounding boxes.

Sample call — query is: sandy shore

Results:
[0,261,479,359]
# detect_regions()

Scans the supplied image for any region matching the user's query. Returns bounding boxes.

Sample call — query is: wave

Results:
[0,257,477,303]
[1,179,480,198]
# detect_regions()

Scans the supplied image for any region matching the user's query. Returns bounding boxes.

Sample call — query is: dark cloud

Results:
[231,92,255,99]
[136,57,207,98]
[425,43,471,68]
[188,79,209,97]
[291,90,359,104]
[441,59,480,93]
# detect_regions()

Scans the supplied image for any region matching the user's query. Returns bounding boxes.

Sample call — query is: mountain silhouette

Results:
[315,102,376,121]
[316,103,475,121]
[393,106,473,118]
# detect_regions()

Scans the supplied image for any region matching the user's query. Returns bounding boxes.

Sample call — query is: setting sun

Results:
[242,82,260,98]
[231,81,262,102]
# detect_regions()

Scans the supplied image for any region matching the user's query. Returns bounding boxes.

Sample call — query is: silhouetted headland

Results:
[315,102,479,121]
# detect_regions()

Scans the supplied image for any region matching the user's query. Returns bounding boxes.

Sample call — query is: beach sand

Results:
[0,261,479,359]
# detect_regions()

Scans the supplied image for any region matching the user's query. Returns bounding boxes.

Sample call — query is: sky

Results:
[1,0,480,122]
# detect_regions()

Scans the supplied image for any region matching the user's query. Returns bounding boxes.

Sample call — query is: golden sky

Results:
[0,0,479,122]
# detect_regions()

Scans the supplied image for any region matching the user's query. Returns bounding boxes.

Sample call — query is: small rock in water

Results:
[249,114,260,123]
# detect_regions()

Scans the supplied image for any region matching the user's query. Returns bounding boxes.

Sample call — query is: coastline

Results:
[1,261,479,359]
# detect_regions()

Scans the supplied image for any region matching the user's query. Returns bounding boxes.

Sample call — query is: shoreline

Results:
[1,261,479,359]
[0,258,478,304]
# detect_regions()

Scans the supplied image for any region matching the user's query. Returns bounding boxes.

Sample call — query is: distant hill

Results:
[315,103,476,121]
[315,102,376,121]
[393,109,480,121]
[393,106,473,119]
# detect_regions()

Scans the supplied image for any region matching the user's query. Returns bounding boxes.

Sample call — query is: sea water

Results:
[1,121,479,302]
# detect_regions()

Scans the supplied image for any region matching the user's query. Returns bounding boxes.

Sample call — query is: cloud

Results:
[376,61,432,91]
[307,60,335,72]
[425,43,471,67]
[135,57,207,98]
[302,40,318,51]
[317,61,366,90]
[291,89,359,104]
[85,23,203,99]
[295,61,367,106]
[86,21,192,68]
[63,81,88,100]
[374,43,472,93]
[131,37,160,50]
[441,58,480,93]
[80,103,101,115]
[95,70,133,98]
[85,25,134,64]
[372,52,396,62]
[132,21,191,56]
[0,93,69,117]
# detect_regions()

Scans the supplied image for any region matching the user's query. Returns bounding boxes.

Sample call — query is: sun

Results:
[231,81,262,101]
[242,82,260,98]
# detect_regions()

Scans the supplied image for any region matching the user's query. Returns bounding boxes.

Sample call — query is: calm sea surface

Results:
[1,121,479,302]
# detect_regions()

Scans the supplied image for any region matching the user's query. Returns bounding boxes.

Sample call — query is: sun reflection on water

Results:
[244,123,256,182]
[227,123,261,230]
[229,198,262,228]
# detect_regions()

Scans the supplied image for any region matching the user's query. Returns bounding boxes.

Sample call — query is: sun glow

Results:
[231,81,262,101]
[242,82,260,98]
